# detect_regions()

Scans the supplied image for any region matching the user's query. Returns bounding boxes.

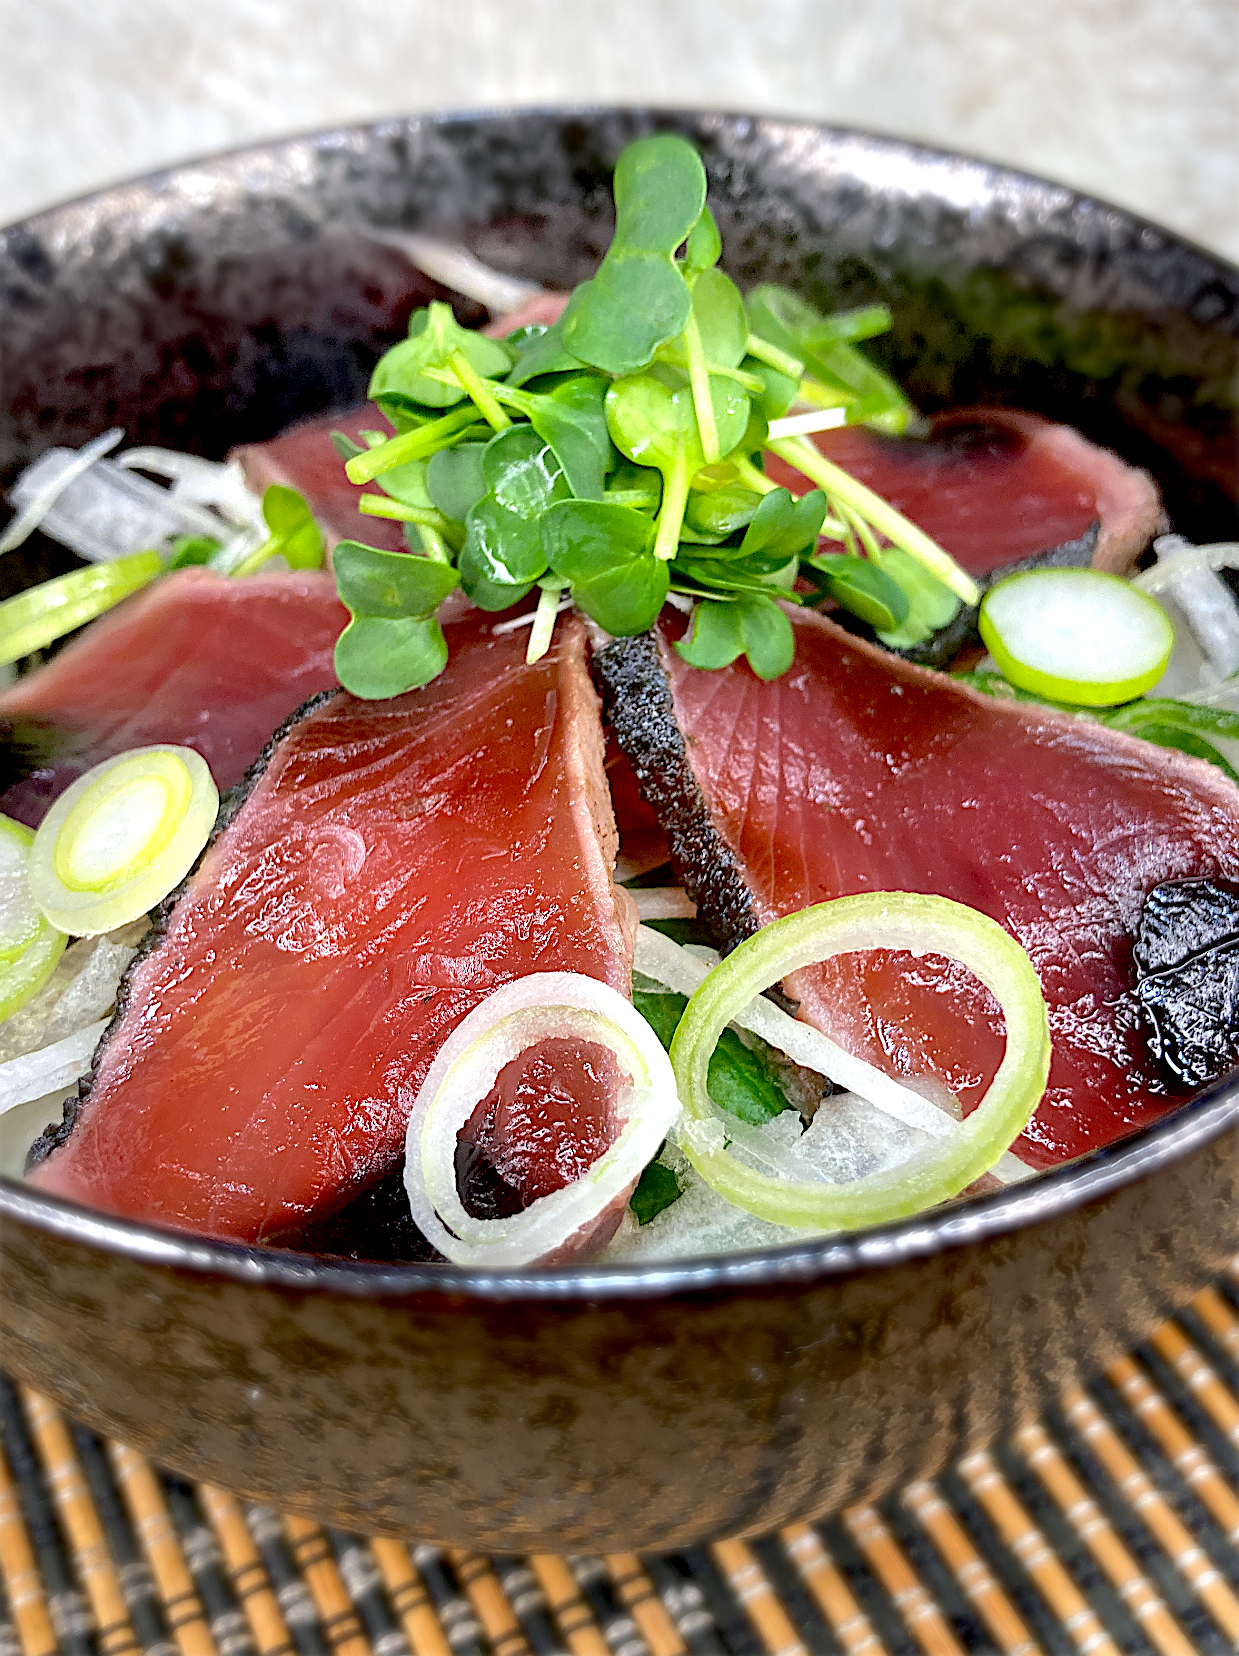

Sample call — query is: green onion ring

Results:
[668,892,1051,1230]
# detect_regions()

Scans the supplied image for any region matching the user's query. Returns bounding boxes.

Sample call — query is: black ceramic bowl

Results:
[1,111,1238,1553]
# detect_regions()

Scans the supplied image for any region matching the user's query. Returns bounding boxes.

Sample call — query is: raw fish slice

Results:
[765,408,1162,577]
[233,405,408,554]
[0,568,346,826]
[29,611,634,1244]
[597,609,1239,1165]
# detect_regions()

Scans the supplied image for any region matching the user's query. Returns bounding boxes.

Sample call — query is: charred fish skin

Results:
[593,632,759,957]
[25,687,343,1173]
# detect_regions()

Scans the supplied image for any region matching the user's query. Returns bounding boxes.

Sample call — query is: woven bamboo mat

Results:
[7,1274,1239,1655]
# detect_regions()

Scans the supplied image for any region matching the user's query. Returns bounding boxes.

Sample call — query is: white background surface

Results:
[2,0,1236,260]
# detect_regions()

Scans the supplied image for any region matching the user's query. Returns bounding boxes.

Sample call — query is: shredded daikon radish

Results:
[365,230,542,315]
[0,1020,107,1117]
[631,889,697,920]
[0,429,124,554]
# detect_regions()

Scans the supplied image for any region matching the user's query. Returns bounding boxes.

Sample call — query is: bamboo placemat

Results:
[7,1272,1239,1654]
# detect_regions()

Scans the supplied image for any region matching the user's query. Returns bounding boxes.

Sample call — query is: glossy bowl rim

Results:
[3,105,1238,1304]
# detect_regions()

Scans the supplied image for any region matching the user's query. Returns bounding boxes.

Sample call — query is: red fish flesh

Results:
[0,568,346,827]
[596,609,1239,1165]
[28,610,634,1244]
[232,406,409,555]
[765,408,1163,578]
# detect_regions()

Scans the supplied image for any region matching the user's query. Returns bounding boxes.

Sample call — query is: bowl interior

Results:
[1,107,1238,1294]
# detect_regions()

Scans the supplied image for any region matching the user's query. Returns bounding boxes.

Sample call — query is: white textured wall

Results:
[2,0,1236,260]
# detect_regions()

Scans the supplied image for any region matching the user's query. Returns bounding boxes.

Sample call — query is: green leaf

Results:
[738,487,827,565]
[504,317,587,387]
[747,284,912,433]
[166,534,221,569]
[633,988,791,1123]
[481,425,571,519]
[811,553,911,632]
[683,483,762,540]
[561,134,707,374]
[675,596,795,679]
[260,485,324,570]
[369,301,512,412]
[540,499,669,634]
[873,546,960,648]
[426,443,488,522]
[743,356,798,420]
[1104,697,1239,741]
[682,206,721,275]
[604,461,663,513]
[334,614,448,699]
[499,379,611,502]
[372,454,437,511]
[673,557,800,599]
[1111,723,1239,781]
[333,540,459,619]
[459,496,547,608]
[606,367,747,488]
[659,268,748,372]
[330,429,366,462]
[629,1156,684,1224]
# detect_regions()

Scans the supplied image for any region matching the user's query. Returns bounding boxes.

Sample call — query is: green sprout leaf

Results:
[166,534,221,569]
[676,595,795,680]
[333,540,459,619]
[561,134,707,374]
[426,443,488,523]
[505,317,587,387]
[334,614,449,699]
[682,206,722,276]
[872,545,961,648]
[747,285,912,434]
[227,485,324,577]
[738,487,827,566]
[633,988,791,1124]
[482,425,572,519]
[604,460,663,513]
[541,499,669,634]
[810,553,910,632]
[332,539,459,699]
[459,496,546,610]
[683,483,763,541]
[369,301,512,415]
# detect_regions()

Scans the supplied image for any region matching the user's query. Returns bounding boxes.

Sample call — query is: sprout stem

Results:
[654,445,692,562]
[526,580,567,664]
[767,408,848,441]
[345,405,478,483]
[731,457,778,496]
[683,314,719,464]
[767,436,981,605]
[448,350,510,432]
[357,495,453,534]
[745,333,804,380]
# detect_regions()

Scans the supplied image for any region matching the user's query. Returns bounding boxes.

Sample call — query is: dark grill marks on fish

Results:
[603,607,1239,1167]
[27,609,634,1247]
[593,630,759,957]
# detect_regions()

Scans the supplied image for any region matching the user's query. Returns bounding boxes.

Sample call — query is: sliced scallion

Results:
[0,816,67,1022]
[0,552,163,666]
[668,892,1050,1230]
[979,568,1174,708]
[29,746,218,936]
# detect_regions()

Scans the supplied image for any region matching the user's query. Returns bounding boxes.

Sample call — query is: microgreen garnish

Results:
[329,133,981,699]
[228,485,324,577]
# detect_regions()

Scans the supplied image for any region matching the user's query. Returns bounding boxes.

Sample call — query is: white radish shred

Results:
[404,972,680,1267]
[364,230,542,314]
[766,408,848,440]
[631,888,698,921]
[0,429,124,554]
[116,449,266,532]
[634,924,1035,1185]
[1137,537,1239,692]
[0,1020,107,1117]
